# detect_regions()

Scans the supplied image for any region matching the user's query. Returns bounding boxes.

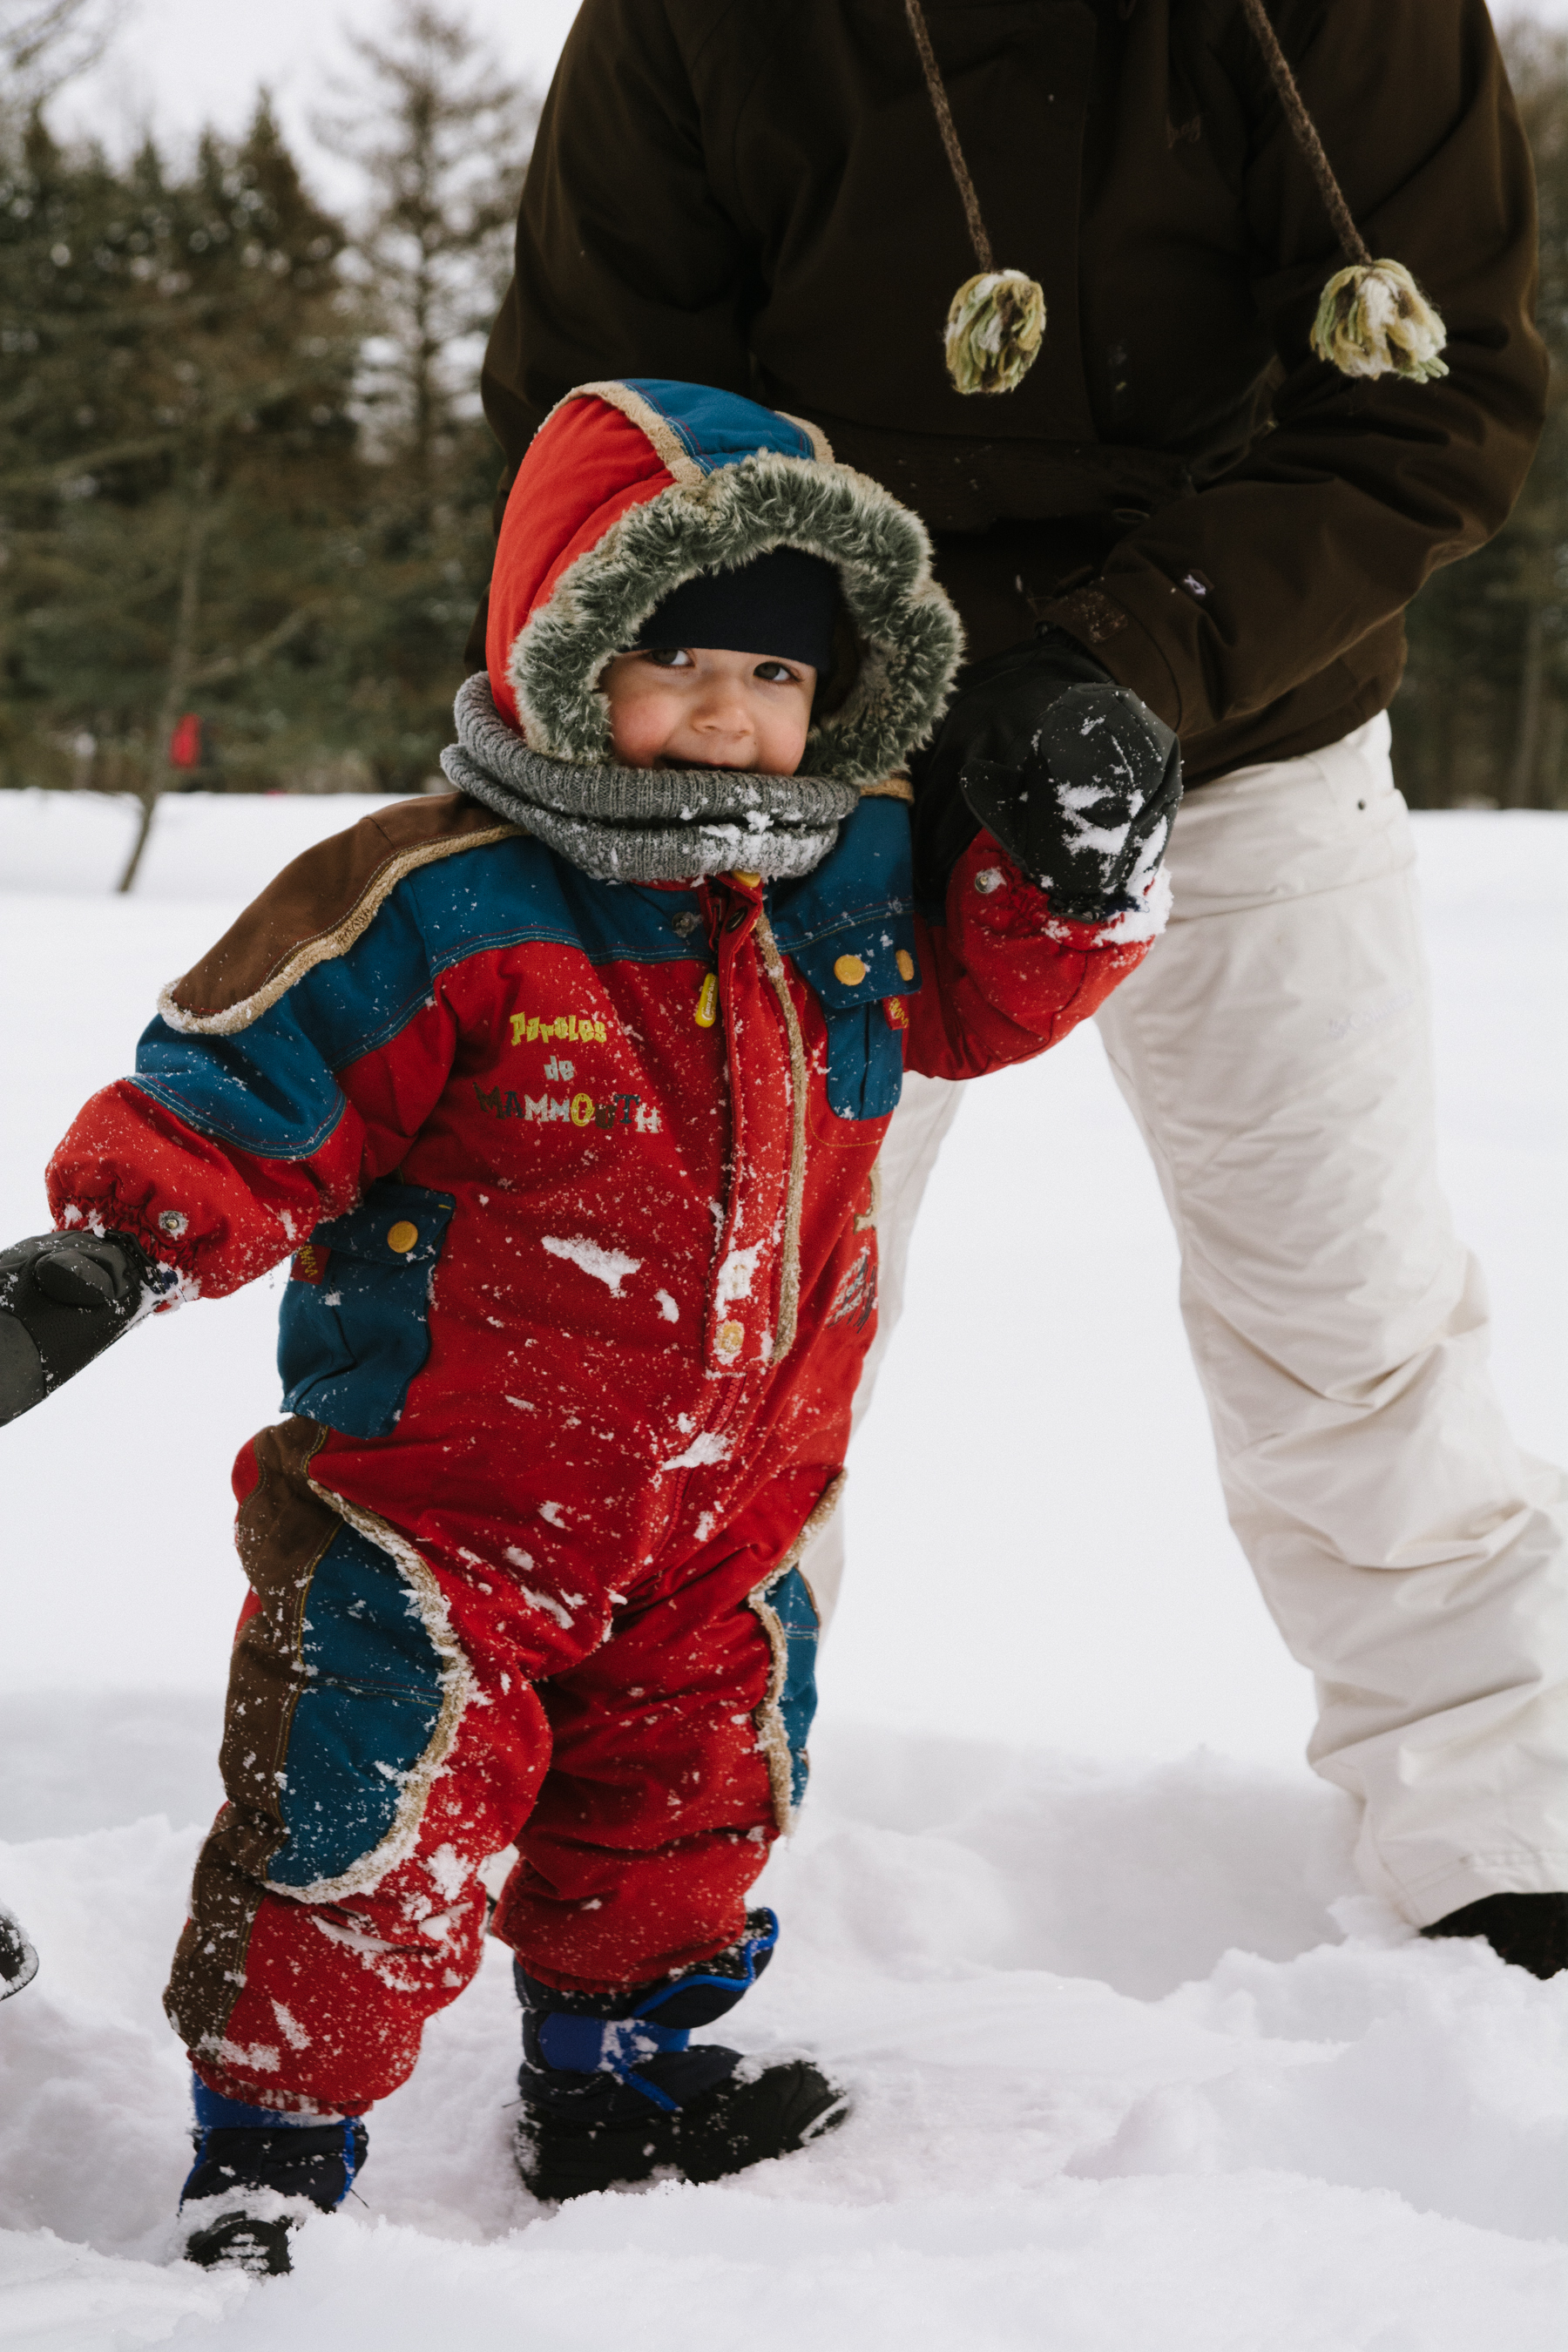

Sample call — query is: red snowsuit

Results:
[46,382,1159,2114]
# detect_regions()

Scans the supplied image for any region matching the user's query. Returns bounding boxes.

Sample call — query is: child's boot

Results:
[515,1908,848,2201]
[179,2079,368,2276]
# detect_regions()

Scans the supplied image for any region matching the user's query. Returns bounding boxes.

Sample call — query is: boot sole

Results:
[183,2210,295,2277]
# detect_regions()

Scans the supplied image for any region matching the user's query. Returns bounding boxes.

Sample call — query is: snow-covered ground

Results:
[1,788,1565,2349]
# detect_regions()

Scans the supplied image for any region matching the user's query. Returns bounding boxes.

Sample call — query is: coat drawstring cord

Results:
[902,0,1446,390]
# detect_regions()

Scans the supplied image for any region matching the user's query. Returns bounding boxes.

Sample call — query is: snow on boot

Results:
[0,1903,38,1999]
[1423,1891,1568,1979]
[179,2079,367,2276]
[515,1908,848,2201]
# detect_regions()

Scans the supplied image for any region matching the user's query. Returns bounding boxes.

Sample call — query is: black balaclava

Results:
[633,547,838,676]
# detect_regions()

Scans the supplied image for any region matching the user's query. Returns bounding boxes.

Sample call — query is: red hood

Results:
[483,377,963,789]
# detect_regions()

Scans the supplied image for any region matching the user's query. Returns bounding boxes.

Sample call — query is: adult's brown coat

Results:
[476,0,1546,783]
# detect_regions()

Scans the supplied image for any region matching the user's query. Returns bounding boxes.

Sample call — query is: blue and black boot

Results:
[515,1908,848,2201]
[179,2079,368,2276]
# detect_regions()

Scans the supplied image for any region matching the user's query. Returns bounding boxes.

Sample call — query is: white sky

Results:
[48,0,582,202]
[49,0,1568,213]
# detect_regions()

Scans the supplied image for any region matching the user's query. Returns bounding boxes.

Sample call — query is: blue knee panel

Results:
[768,1566,820,1811]
[268,1521,445,1889]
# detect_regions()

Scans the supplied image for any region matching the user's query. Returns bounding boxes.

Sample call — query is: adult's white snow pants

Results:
[808,715,1568,1927]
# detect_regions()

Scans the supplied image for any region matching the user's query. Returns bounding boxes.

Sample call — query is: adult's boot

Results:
[1423,1891,1568,1978]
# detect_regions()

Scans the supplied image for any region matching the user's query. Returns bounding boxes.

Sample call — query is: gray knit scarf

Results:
[440,673,859,884]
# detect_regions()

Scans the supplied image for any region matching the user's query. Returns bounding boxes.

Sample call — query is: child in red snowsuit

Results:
[3,380,1178,2268]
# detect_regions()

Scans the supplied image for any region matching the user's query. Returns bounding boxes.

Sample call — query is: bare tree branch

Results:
[0,0,125,117]
[189,601,314,688]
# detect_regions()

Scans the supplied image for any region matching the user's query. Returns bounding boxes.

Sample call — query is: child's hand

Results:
[913,629,1182,923]
[0,1230,161,1427]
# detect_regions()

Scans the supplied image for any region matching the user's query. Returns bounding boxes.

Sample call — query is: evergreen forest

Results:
[0,0,535,871]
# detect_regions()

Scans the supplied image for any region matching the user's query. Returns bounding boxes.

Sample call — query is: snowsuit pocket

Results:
[277,1179,456,1439]
[789,930,917,1122]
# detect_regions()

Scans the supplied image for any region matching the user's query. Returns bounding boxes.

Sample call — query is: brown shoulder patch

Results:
[161,794,519,1035]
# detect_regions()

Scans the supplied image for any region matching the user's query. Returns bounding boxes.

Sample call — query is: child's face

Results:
[601,647,816,774]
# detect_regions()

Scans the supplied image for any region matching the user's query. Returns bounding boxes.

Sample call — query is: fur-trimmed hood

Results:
[483,379,963,787]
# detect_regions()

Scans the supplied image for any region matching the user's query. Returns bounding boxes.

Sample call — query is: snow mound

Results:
[0,1717,1565,2349]
[0,787,405,900]
[0,805,1564,2340]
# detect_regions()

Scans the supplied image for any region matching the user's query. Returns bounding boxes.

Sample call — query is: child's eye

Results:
[754,659,800,684]
[644,647,694,670]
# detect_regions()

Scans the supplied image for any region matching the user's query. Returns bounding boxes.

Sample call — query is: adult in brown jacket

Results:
[475,0,1568,1977]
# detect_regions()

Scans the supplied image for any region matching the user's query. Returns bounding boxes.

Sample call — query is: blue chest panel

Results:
[770,798,919,1123]
[130,836,706,1159]
[131,808,918,1158]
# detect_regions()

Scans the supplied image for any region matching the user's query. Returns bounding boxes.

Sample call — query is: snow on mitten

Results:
[911,629,1181,923]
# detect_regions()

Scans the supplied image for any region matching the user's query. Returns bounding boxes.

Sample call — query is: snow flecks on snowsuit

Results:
[45,380,1159,2116]
[167,1416,829,2112]
[50,788,1140,2113]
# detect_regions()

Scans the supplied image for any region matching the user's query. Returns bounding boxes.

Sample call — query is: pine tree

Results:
[0,102,362,875]
[1395,19,1568,809]
[0,6,537,833]
[314,1,537,786]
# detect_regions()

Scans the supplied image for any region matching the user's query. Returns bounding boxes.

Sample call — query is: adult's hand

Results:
[0,1230,160,1428]
[912,629,1182,923]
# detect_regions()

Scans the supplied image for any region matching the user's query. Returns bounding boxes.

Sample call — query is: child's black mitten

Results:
[0,1230,160,1427]
[911,628,1182,922]
[0,1903,38,1999]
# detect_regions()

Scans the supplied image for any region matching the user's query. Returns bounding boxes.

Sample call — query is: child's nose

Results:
[695,680,754,737]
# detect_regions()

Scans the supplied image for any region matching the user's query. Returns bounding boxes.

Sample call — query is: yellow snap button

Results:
[386,1220,419,1254]
[896,949,916,982]
[716,1319,745,1356]
[833,954,868,986]
[732,868,763,888]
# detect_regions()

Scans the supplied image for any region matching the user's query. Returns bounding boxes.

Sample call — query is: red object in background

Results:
[168,713,202,769]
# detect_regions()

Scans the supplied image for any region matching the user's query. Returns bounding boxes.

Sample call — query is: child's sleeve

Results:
[902,828,1168,1081]
[44,801,508,1298]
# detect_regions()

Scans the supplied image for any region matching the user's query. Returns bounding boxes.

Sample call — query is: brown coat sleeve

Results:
[1042,0,1548,736]
[474,0,756,618]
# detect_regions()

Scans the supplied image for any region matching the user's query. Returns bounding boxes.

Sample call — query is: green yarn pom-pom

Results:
[1310,260,1449,384]
[943,269,1046,396]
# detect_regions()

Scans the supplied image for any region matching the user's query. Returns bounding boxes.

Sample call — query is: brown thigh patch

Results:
[164,1418,335,2054]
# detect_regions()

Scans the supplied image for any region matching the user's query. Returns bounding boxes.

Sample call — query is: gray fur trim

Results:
[509,451,964,787]
[442,674,857,884]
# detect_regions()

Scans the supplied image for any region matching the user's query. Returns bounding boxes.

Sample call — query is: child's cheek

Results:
[605,685,674,768]
[766,708,811,778]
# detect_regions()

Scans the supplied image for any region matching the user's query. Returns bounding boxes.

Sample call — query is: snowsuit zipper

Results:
[700,875,805,1382]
